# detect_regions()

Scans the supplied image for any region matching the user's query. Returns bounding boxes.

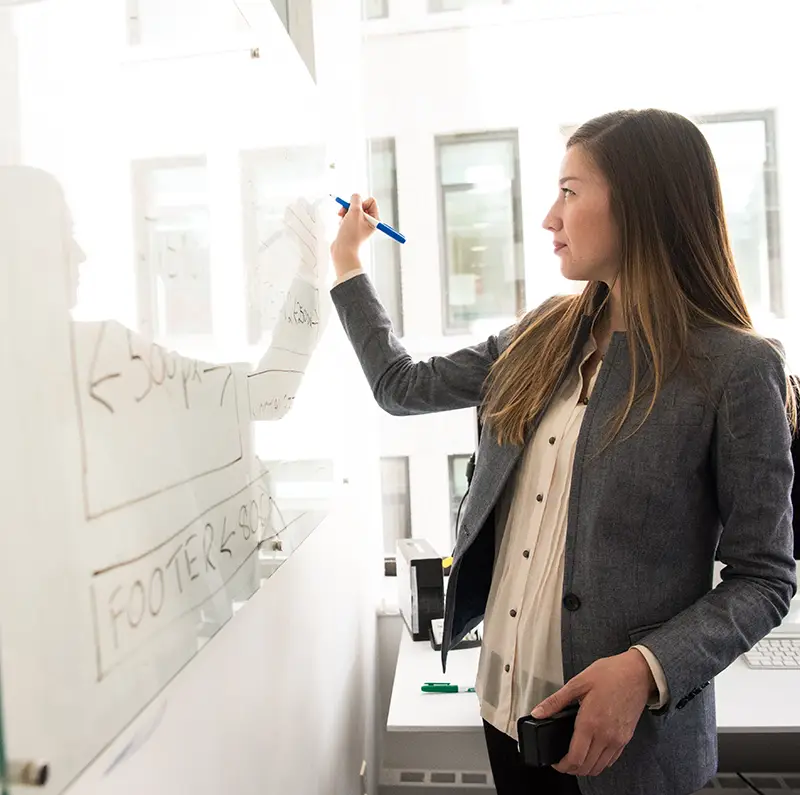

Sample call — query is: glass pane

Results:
[363,0,389,19]
[448,455,471,542]
[439,136,523,331]
[0,4,338,789]
[380,458,411,556]
[134,160,213,342]
[440,138,515,186]
[697,119,769,315]
[369,138,404,334]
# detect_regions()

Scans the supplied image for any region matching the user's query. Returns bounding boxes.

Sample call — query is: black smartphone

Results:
[517,703,580,768]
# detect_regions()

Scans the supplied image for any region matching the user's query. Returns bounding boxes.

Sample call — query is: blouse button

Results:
[504,664,510,673]
[510,609,517,618]
[549,436,556,445]
[523,550,530,559]
[536,494,544,502]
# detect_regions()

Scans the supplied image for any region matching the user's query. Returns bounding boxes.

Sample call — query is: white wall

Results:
[314,0,386,790]
[375,609,404,788]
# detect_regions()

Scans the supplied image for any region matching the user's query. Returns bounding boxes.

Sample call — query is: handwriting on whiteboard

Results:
[71,320,243,519]
[247,275,321,420]
[90,472,271,678]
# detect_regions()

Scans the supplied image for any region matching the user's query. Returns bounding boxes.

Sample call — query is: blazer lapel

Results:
[457,305,596,547]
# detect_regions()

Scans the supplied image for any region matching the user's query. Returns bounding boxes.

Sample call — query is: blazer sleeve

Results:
[330,273,516,416]
[633,336,797,715]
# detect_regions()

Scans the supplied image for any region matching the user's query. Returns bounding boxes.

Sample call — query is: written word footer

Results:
[90,472,276,680]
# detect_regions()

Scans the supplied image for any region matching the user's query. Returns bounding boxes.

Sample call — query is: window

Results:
[437,131,524,333]
[132,157,212,341]
[368,138,404,335]
[380,457,411,558]
[695,111,782,318]
[363,0,389,19]
[430,0,509,11]
[448,455,471,543]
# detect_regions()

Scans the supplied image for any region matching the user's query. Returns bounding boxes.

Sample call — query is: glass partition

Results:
[0,1,341,791]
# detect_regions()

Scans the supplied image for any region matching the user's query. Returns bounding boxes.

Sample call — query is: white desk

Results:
[716,654,800,734]
[385,630,800,778]
[388,634,481,732]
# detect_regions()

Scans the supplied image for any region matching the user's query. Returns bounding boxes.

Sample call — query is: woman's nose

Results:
[542,204,562,232]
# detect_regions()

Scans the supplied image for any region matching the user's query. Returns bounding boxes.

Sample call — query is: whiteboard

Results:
[0,1,342,791]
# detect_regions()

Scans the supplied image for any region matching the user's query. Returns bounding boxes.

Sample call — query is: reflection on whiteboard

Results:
[257,460,334,580]
[0,159,336,795]
[133,158,213,341]
[242,146,328,345]
[248,274,321,420]
[246,195,326,421]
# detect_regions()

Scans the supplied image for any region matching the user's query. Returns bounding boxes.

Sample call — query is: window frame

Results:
[693,109,783,318]
[368,137,405,335]
[380,456,412,575]
[447,453,472,545]
[131,154,212,343]
[435,129,525,335]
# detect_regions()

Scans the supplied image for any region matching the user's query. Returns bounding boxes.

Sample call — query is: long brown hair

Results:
[482,108,797,445]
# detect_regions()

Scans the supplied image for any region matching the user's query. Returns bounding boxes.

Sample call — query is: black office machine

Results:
[429,617,481,651]
[396,539,444,641]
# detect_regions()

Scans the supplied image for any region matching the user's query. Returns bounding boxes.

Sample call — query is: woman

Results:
[329,109,797,795]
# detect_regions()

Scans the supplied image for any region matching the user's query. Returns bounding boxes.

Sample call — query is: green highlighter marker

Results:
[421,682,476,694]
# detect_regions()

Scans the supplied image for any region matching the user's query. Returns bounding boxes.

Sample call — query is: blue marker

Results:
[332,195,406,244]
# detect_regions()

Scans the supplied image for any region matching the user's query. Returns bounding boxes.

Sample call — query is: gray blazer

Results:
[331,275,797,795]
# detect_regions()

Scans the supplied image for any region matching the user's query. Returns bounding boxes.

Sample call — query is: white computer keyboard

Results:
[743,635,800,669]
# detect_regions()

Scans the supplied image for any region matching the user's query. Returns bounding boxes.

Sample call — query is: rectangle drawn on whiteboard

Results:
[71,320,243,519]
[90,472,270,679]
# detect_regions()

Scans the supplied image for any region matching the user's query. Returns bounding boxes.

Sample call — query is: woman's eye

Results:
[561,187,575,198]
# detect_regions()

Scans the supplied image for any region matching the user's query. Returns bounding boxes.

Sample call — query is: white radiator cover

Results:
[380,768,800,793]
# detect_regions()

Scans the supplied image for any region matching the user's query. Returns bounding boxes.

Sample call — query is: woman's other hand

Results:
[531,649,656,777]
[330,193,379,278]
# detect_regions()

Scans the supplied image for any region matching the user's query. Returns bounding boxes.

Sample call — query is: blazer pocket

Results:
[628,621,665,646]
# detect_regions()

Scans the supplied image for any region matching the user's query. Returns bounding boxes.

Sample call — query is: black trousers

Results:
[483,720,582,795]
